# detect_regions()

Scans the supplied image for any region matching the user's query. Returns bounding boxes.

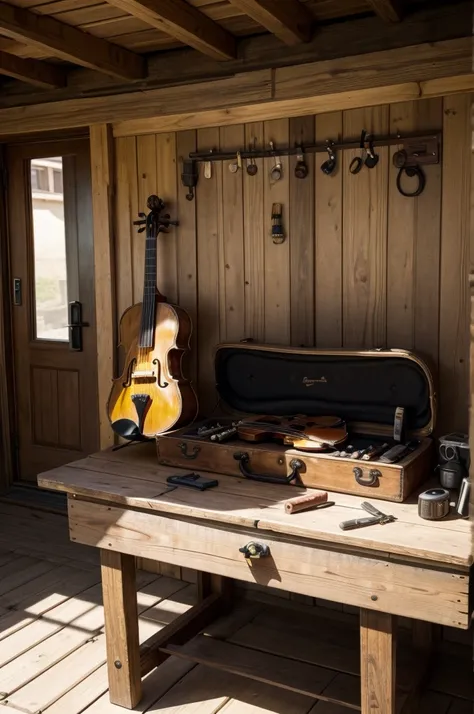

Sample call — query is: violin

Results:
[237,415,347,452]
[107,195,198,440]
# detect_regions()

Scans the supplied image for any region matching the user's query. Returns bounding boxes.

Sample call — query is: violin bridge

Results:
[131,369,155,380]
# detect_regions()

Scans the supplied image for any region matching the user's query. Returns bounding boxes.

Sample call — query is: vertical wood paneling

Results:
[439,94,471,433]
[289,116,315,347]
[176,130,198,386]
[135,135,156,304]
[220,125,245,343]
[342,106,389,349]
[113,95,472,433]
[314,111,343,348]
[244,122,265,341]
[196,127,221,413]
[412,100,443,370]
[114,137,135,321]
[90,123,116,449]
[264,118,290,344]
[156,133,178,304]
[387,99,442,361]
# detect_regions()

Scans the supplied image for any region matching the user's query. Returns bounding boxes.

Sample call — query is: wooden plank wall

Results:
[113,95,472,434]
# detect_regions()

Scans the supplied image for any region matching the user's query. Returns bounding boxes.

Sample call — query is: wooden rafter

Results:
[105,0,236,60]
[366,0,403,22]
[228,0,313,44]
[0,1,146,80]
[0,50,66,87]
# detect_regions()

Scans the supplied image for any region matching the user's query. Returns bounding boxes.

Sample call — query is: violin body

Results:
[237,415,347,452]
[108,300,198,440]
[107,194,198,441]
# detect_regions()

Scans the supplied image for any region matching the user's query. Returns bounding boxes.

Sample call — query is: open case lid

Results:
[214,344,436,437]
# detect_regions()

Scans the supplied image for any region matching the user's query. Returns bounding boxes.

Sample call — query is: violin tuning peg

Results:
[137,226,146,233]
[138,212,146,218]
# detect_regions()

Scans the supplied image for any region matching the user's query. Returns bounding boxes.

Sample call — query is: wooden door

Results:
[7,138,99,480]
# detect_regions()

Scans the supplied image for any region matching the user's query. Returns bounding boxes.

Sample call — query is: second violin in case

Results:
[156,343,436,502]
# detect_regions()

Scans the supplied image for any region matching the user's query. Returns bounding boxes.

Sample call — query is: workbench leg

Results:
[360,609,397,714]
[101,549,141,709]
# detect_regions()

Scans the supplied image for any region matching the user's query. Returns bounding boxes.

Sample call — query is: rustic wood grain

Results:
[176,130,198,386]
[243,122,265,341]
[227,0,314,44]
[0,1,145,79]
[220,124,246,343]
[289,115,315,347]
[263,118,290,344]
[156,132,178,304]
[342,106,389,349]
[360,610,397,714]
[439,94,471,433]
[68,498,470,626]
[90,125,116,449]
[100,550,141,708]
[314,111,343,347]
[196,127,221,414]
[114,136,136,321]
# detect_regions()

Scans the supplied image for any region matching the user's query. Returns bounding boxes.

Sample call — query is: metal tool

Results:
[196,422,225,437]
[364,134,379,169]
[295,146,308,179]
[229,150,242,173]
[204,149,214,179]
[247,139,258,176]
[339,501,397,530]
[211,426,238,442]
[362,443,390,461]
[321,141,337,176]
[166,473,218,490]
[379,441,418,464]
[269,141,283,181]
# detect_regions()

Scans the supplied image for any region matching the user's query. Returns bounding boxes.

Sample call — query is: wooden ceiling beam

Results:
[0,1,146,80]
[105,0,236,60]
[366,0,403,22]
[228,0,314,44]
[0,50,66,87]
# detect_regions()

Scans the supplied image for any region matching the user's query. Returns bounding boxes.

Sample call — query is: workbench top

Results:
[38,441,472,569]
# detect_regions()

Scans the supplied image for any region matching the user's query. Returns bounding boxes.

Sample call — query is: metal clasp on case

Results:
[178,442,201,460]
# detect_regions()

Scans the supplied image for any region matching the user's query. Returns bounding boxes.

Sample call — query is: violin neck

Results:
[139,231,158,349]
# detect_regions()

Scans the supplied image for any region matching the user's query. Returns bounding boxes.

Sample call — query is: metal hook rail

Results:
[188,132,441,163]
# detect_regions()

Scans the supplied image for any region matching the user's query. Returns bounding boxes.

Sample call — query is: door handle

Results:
[67,301,89,351]
[13,278,22,306]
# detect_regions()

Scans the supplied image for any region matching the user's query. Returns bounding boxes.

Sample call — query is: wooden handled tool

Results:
[284,490,328,514]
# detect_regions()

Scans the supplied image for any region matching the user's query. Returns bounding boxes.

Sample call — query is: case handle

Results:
[353,466,380,487]
[233,452,303,484]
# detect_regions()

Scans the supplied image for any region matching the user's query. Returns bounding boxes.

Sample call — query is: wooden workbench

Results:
[38,442,472,713]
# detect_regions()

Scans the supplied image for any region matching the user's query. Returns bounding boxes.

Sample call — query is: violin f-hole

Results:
[122,358,135,388]
[153,358,169,388]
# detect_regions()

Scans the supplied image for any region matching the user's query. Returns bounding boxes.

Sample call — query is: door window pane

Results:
[30,157,68,341]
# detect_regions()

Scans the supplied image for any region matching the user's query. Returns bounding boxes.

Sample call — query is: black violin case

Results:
[156,344,436,502]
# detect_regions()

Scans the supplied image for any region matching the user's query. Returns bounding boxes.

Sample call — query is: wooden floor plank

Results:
[164,636,339,706]
[0,563,88,610]
[0,573,158,694]
[0,568,100,643]
[8,618,166,713]
[0,556,56,597]
[82,657,195,713]
[230,607,360,676]
[43,663,108,714]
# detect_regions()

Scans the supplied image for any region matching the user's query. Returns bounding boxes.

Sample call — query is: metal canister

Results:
[418,488,450,520]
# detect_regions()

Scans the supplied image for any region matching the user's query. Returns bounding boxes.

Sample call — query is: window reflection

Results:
[30,157,68,341]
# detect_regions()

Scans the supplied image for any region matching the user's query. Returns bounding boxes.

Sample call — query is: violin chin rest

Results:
[111,418,149,441]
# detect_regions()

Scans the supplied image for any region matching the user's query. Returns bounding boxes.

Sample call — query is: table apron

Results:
[68,497,470,629]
